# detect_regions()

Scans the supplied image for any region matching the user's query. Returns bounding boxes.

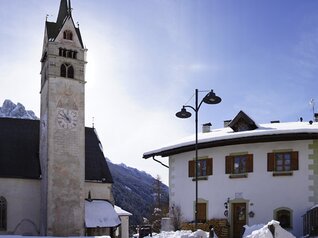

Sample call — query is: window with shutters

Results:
[188,158,212,180]
[0,197,7,231]
[225,154,253,178]
[267,151,298,176]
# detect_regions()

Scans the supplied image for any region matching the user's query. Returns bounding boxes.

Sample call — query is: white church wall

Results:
[85,182,113,202]
[169,139,314,237]
[0,178,40,235]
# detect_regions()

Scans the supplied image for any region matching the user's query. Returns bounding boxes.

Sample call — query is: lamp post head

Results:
[203,90,222,104]
[176,107,192,119]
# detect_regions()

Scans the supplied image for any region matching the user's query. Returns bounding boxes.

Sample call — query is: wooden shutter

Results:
[225,156,234,174]
[246,154,253,172]
[291,151,299,171]
[267,153,275,171]
[206,158,213,175]
[189,160,195,177]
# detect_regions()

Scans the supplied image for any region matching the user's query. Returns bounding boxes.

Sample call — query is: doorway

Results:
[232,203,246,238]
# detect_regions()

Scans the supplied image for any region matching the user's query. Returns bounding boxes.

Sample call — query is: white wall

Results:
[0,178,41,235]
[118,216,130,238]
[84,182,113,202]
[169,140,315,237]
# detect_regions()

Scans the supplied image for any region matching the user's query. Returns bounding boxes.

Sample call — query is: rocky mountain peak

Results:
[0,99,38,120]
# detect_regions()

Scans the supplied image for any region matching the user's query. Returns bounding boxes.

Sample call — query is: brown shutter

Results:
[267,153,275,171]
[291,151,299,171]
[206,158,213,175]
[246,154,253,172]
[189,160,195,177]
[225,156,234,174]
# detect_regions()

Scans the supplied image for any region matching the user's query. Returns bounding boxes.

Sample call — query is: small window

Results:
[225,154,253,176]
[267,151,298,173]
[275,208,292,229]
[188,158,212,178]
[67,51,73,58]
[63,30,73,40]
[0,197,7,231]
[60,63,74,79]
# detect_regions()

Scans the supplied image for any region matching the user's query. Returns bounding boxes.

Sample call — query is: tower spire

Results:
[56,0,71,26]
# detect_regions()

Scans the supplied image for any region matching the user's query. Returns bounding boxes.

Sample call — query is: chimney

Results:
[202,123,212,133]
[224,120,231,128]
[315,113,318,122]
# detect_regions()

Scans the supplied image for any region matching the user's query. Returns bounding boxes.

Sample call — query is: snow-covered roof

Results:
[85,200,121,228]
[115,205,132,216]
[143,119,318,159]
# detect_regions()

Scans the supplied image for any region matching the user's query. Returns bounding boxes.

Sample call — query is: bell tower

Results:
[39,0,87,235]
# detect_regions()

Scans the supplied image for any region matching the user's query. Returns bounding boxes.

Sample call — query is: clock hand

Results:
[63,111,71,122]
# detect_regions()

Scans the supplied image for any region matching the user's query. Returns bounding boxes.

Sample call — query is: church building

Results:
[0,0,125,236]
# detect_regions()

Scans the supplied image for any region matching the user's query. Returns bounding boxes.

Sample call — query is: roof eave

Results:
[143,132,318,159]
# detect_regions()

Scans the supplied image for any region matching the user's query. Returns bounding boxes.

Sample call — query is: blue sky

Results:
[1,0,318,184]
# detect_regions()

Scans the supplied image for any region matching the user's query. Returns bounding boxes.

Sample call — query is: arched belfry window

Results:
[68,65,74,78]
[0,196,7,231]
[60,63,74,79]
[63,30,73,40]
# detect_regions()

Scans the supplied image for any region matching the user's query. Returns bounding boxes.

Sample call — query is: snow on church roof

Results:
[143,111,318,159]
[115,205,132,216]
[85,200,121,228]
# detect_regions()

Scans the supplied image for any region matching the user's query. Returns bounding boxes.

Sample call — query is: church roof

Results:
[0,118,113,183]
[0,118,40,179]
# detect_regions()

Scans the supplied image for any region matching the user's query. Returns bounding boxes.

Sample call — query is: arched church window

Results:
[60,63,74,79]
[68,65,74,78]
[0,196,7,231]
[61,64,67,77]
[63,30,73,40]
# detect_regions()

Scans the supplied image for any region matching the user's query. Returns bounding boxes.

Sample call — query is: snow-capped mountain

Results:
[0,99,38,120]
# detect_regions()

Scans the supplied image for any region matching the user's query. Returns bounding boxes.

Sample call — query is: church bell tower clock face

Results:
[57,108,78,129]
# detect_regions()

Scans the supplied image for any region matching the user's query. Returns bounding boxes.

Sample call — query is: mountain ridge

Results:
[0,99,38,120]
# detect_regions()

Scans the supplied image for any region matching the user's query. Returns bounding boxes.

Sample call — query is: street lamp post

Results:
[176,89,221,230]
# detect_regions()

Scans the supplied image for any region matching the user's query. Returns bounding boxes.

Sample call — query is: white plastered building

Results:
[144,111,318,238]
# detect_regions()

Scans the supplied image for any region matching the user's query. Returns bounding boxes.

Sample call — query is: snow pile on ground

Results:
[243,220,295,238]
[0,237,110,238]
[148,229,218,238]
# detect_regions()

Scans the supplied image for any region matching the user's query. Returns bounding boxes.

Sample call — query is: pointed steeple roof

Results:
[56,0,70,26]
[45,0,84,48]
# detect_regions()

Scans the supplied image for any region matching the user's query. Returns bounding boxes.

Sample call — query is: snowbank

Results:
[0,237,110,238]
[148,229,218,238]
[243,220,295,238]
